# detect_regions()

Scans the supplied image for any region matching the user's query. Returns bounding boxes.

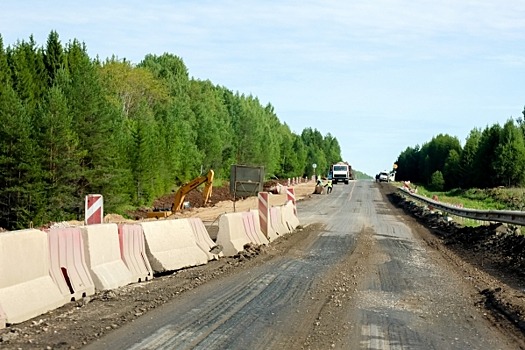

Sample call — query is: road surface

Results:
[84,180,522,349]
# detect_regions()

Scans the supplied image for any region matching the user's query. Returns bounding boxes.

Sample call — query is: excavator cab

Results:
[147,170,214,219]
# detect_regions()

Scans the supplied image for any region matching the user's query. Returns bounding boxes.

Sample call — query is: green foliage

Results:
[415,185,507,211]
[0,32,346,230]
[397,117,525,191]
[429,170,445,191]
[396,146,418,182]
[459,128,481,188]
[494,119,525,187]
[353,170,373,180]
[443,149,461,189]
[37,81,82,222]
[0,84,43,229]
[474,124,501,188]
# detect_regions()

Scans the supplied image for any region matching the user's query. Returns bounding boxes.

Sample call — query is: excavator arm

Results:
[172,170,214,212]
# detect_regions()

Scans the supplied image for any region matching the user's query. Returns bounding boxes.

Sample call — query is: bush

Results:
[429,170,445,191]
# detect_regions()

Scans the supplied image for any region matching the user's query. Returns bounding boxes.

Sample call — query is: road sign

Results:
[85,194,103,225]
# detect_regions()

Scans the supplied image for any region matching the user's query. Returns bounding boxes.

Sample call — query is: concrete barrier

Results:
[48,227,95,302]
[216,213,251,256]
[242,211,269,245]
[140,219,208,273]
[283,201,300,231]
[81,223,134,291]
[118,224,154,283]
[278,206,293,235]
[0,229,65,325]
[250,209,277,242]
[252,208,278,242]
[270,206,290,236]
[188,218,223,261]
[0,304,6,329]
[258,192,270,240]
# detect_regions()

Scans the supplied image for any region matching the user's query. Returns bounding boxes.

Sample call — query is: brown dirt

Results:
[2,182,525,349]
[127,180,293,220]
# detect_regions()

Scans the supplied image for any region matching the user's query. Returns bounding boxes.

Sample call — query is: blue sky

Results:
[2,1,525,177]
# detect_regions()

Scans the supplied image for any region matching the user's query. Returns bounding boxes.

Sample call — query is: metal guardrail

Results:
[397,187,525,226]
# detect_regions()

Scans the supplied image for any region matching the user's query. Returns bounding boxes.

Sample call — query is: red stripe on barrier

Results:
[286,187,297,216]
[85,194,103,225]
[258,192,269,239]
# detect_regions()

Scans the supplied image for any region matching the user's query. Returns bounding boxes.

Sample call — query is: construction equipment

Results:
[147,170,214,218]
[329,161,353,184]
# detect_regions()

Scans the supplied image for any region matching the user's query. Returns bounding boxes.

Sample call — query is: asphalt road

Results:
[85,180,521,350]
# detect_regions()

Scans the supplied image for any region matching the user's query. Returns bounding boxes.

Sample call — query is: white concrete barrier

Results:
[0,229,65,325]
[188,218,223,261]
[270,207,290,236]
[118,224,154,282]
[140,219,208,273]
[48,227,95,301]
[252,208,278,242]
[251,209,278,242]
[242,211,269,245]
[216,213,251,256]
[81,223,134,291]
[283,201,300,231]
[0,304,6,329]
[278,206,292,235]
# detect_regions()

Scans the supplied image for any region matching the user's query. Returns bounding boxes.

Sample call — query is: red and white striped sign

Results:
[286,187,297,216]
[85,194,103,225]
[258,192,269,239]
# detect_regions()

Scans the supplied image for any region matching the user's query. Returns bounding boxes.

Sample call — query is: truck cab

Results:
[331,162,352,184]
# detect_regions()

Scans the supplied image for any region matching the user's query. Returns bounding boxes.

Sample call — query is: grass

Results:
[401,182,525,212]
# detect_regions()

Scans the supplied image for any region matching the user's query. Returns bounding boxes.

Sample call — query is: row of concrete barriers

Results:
[0,193,300,329]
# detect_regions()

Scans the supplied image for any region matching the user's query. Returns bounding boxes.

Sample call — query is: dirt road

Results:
[1,181,525,349]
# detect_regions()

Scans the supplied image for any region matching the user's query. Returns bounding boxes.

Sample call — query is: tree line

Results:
[395,113,525,191]
[0,31,344,230]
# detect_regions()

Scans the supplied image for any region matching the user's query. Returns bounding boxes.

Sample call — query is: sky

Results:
[2,1,525,177]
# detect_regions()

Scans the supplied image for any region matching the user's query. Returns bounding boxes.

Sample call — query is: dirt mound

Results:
[129,181,297,220]
[391,193,525,275]
[127,184,236,220]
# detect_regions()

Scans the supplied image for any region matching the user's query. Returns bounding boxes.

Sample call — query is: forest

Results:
[395,115,525,191]
[0,31,344,230]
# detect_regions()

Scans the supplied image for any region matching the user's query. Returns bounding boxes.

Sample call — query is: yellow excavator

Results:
[147,170,214,218]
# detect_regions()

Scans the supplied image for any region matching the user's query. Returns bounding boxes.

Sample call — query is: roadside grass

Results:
[415,186,507,211]
[395,182,525,227]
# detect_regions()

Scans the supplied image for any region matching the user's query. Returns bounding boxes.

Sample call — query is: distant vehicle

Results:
[378,171,389,182]
[329,161,353,184]
[388,172,396,182]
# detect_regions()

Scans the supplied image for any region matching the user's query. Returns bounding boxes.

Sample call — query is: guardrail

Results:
[397,187,525,226]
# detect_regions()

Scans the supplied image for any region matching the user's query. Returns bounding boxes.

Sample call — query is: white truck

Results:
[329,162,353,184]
